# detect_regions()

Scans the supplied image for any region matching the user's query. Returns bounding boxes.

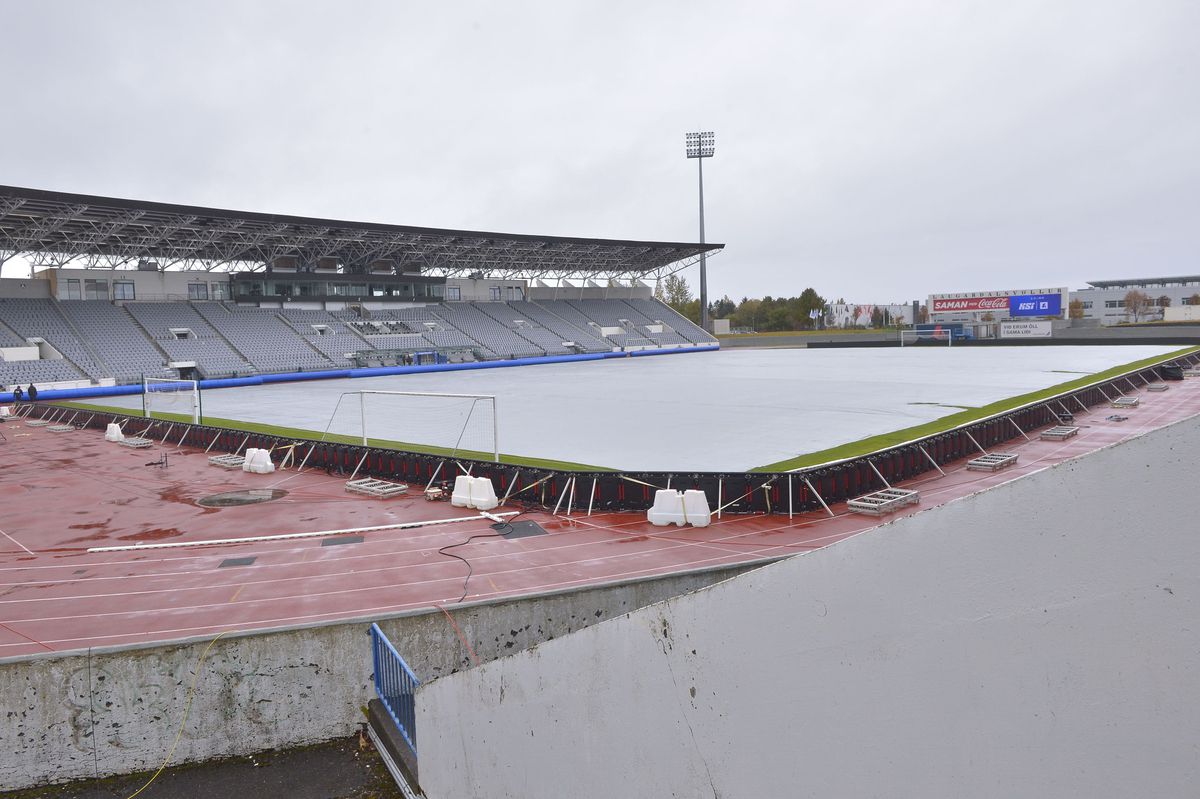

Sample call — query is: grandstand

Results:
[0,297,715,388]
[0,185,718,390]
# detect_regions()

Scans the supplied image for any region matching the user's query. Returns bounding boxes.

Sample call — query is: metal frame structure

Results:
[685,131,715,332]
[0,185,722,282]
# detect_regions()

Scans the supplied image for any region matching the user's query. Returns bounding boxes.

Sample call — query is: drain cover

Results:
[197,489,289,508]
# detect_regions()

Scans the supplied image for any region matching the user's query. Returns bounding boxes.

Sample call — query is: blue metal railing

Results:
[370,623,420,758]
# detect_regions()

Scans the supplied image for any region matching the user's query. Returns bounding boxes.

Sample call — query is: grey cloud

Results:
[1,0,1195,303]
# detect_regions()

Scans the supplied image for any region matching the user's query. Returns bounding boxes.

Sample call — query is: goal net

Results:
[143,377,201,424]
[899,329,954,347]
[322,390,499,463]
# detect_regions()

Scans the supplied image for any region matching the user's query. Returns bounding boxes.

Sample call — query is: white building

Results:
[1072,276,1200,326]
[827,302,915,328]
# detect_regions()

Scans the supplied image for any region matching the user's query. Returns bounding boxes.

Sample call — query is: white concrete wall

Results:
[0,562,748,790]
[418,415,1200,799]
[1164,306,1200,322]
[0,277,51,298]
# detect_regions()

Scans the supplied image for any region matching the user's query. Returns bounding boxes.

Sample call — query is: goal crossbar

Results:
[142,376,201,424]
[899,329,953,347]
[321,390,499,463]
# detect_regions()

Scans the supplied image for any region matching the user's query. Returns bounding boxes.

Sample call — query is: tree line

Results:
[655,274,828,331]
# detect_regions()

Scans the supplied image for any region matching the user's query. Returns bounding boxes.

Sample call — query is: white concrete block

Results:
[104,422,124,442]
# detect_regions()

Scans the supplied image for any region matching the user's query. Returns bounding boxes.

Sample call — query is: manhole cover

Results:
[197,489,289,508]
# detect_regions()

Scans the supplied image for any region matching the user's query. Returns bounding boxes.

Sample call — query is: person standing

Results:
[27,384,38,401]
[12,386,23,402]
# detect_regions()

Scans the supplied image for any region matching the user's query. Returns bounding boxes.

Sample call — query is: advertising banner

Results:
[1008,293,1062,317]
[1000,320,1053,338]
[930,296,1008,313]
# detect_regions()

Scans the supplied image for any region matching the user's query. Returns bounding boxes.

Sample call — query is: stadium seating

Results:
[59,301,173,384]
[431,303,544,359]
[124,302,254,377]
[0,297,711,387]
[277,309,372,366]
[194,303,333,372]
[504,301,612,353]
[0,299,107,379]
[622,298,717,345]
[0,319,25,347]
[0,354,84,388]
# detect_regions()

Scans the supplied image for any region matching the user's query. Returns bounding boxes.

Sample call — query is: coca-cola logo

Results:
[932,296,1009,312]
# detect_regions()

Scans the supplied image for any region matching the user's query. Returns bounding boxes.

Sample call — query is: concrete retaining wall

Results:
[416,416,1200,799]
[0,564,751,791]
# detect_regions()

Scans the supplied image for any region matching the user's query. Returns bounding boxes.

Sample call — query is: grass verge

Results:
[751,345,1198,472]
[49,400,614,472]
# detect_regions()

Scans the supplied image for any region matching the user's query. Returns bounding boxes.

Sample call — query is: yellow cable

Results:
[123,630,232,799]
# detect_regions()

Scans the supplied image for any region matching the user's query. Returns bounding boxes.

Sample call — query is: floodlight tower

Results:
[685,131,715,332]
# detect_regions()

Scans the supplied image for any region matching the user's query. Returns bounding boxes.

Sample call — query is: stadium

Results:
[3,185,1200,796]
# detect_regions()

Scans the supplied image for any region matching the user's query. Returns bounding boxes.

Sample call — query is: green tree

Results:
[712,295,736,318]
[1068,299,1085,320]
[661,274,693,312]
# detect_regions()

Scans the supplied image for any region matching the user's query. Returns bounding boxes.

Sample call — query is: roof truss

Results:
[0,185,722,281]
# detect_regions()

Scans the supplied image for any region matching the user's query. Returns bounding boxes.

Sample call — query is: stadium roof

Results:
[1085,276,1200,289]
[0,185,722,280]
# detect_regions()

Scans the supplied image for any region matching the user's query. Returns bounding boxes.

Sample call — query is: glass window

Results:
[113,281,135,300]
[446,286,461,301]
[187,283,209,300]
[489,286,502,301]
[211,282,230,300]
[506,286,524,301]
[65,279,81,300]
[1080,301,1092,309]
[84,279,109,300]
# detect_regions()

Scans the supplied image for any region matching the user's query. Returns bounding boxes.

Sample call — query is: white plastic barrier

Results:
[104,423,124,442]
[450,475,499,510]
[682,489,712,528]
[472,477,499,511]
[241,448,276,474]
[647,489,712,528]
[0,406,10,418]
[451,475,474,507]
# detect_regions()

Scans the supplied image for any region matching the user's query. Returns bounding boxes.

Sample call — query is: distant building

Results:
[827,303,914,328]
[1072,276,1200,326]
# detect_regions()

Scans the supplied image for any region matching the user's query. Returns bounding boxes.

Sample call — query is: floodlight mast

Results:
[685,131,715,332]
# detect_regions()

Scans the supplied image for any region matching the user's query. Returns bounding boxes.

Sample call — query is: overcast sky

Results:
[1,1,1196,302]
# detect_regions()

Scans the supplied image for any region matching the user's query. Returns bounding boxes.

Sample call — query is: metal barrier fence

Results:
[370,622,420,758]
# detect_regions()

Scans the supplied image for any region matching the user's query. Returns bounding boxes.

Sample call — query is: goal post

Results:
[899,329,953,347]
[322,390,499,463]
[143,376,201,424]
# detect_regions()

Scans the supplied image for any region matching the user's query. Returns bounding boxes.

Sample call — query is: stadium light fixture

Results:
[685,131,715,332]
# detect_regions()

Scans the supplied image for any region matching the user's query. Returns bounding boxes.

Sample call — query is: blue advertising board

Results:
[1009,293,1061,317]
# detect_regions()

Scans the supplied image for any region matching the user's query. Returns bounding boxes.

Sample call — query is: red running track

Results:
[2,379,1198,659]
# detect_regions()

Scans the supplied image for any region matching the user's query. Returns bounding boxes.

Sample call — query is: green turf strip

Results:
[751,345,1199,472]
[49,400,614,473]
